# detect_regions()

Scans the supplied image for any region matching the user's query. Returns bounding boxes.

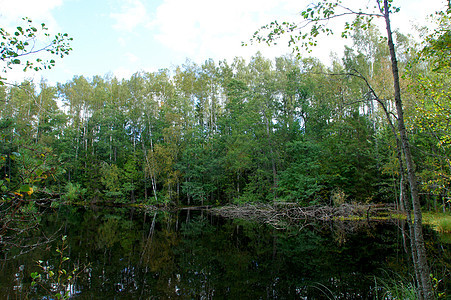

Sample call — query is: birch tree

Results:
[251,1,434,298]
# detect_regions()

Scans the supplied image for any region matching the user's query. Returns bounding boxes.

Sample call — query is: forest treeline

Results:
[1,23,450,210]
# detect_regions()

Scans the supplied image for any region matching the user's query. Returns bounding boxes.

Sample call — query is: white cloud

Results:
[149,0,447,66]
[117,37,127,47]
[125,52,139,63]
[0,0,63,30]
[110,0,149,32]
[151,0,300,63]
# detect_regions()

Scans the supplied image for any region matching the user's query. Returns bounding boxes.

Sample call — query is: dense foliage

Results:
[0,16,450,212]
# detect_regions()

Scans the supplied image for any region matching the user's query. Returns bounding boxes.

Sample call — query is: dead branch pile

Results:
[209,202,401,229]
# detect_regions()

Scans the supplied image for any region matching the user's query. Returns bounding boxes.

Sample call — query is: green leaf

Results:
[19,184,31,193]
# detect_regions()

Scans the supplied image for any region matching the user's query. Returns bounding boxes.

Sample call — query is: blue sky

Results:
[0,0,447,85]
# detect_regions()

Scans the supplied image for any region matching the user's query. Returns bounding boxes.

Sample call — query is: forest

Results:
[0,1,450,299]
[1,21,450,210]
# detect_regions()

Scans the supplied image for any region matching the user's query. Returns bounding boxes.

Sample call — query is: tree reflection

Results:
[0,206,448,299]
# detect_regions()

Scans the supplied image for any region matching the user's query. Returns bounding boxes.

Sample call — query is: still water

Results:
[0,205,448,299]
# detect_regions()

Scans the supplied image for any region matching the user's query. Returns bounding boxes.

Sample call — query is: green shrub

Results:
[62,182,87,202]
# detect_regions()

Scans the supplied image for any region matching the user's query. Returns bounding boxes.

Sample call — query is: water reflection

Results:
[0,206,448,299]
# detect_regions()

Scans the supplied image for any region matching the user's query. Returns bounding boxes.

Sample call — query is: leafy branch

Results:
[0,17,73,84]
[30,235,88,300]
[246,0,402,56]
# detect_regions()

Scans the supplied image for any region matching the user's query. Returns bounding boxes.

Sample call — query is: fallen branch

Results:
[209,202,401,229]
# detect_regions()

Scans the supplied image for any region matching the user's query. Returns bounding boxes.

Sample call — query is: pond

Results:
[0,205,449,299]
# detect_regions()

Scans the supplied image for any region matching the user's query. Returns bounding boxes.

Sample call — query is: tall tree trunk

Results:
[358,53,426,297]
[398,149,423,296]
[382,1,433,298]
[148,137,158,204]
[142,143,148,202]
[263,109,278,199]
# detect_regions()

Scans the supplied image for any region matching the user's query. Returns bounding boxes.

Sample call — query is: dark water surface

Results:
[0,206,449,299]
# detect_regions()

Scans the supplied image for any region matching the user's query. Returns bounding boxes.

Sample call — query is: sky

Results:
[0,0,448,85]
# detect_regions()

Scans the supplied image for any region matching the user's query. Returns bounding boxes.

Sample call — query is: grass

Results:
[422,211,451,233]
[374,272,418,300]
[333,212,407,222]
